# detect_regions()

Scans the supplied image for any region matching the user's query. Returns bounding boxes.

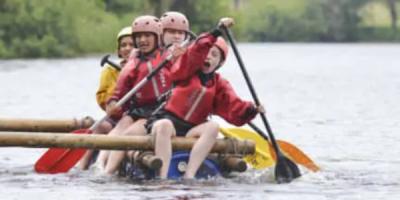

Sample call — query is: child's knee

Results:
[153,119,175,137]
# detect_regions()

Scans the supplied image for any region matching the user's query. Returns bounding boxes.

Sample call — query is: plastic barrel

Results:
[167,151,220,179]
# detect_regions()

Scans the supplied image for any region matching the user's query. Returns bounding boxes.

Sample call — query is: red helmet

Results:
[160,11,189,32]
[131,15,162,47]
[214,37,229,66]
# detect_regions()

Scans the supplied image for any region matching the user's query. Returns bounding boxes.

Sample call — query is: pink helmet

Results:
[214,37,229,66]
[131,15,162,47]
[160,11,189,32]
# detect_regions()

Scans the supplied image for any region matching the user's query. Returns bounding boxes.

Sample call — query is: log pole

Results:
[223,156,247,172]
[0,117,94,132]
[0,132,255,155]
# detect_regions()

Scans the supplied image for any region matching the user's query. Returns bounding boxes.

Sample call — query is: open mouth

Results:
[204,61,211,68]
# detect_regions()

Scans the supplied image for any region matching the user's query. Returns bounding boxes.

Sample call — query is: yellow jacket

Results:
[96,64,120,111]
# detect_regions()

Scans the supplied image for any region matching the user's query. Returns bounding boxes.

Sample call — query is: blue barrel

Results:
[167,151,220,179]
[122,151,221,180]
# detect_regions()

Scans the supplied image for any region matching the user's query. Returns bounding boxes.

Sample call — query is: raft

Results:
[0,117,319,180]
[0,117,259,179]
[0,131,255,179]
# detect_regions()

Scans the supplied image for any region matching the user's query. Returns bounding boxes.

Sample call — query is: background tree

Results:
[1,0,399,58]
[386,0,398,32]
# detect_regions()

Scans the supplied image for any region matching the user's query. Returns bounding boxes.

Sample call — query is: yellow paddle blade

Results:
[220,127,320,172]
[220,127,275,169]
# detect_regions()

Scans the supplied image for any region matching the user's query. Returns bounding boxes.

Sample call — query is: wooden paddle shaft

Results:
[0,132,255,154]
[0,117,94,132]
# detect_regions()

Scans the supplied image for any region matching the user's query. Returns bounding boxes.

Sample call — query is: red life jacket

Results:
[164,73,256,126]
[110,48,172,110]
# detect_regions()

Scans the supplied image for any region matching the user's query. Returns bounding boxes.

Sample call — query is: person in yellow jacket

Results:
[96,26,133,111]
[78,26,134,170]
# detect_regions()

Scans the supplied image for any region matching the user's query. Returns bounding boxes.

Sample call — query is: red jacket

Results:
[109,48,172,111]
[165,73,256,126]
[164,33,257,126]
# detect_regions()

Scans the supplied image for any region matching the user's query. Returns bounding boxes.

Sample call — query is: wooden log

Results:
[0,132,255,154]
[136,152,163,170]
[223,156,247,172]
[0,117,94,132]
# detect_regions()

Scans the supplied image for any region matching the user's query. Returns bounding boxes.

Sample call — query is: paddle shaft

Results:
[90,39,190,131]
[223,27,301,183]
[248,122,268,140]
[222,27,282,155]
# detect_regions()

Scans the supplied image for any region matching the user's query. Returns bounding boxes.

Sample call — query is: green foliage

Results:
[182,0,232,34]
[358,26,400,41]
[0,0,126,58]
[239,0,380,42]
[0,0,399,58]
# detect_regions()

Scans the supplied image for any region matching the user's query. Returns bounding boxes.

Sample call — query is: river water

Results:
[0,43,399,199]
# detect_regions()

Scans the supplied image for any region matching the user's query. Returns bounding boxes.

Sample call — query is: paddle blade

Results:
[277,140,320,172]
[221,127,319,172]
[220,127,275,169]
[34,129,91,174]
[275,154,301,184]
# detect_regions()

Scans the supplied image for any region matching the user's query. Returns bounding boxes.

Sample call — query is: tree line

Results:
[0,0,399,58]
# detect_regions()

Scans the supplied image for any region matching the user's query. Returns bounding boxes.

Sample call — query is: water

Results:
[1,43,399,199]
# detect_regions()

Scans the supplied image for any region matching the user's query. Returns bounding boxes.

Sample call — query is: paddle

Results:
[220,126,320,172]
[100,54,121,71]
[248,122,319,172]
[34,39,190,174]
[221,26,301,183]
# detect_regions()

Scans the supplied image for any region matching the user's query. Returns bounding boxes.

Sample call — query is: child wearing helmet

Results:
[92,12,193,172]
[146,17,264,179]
[99,15,186,175]
[97,26,134,111]
[160,11,194,47]
[78,26,133,170]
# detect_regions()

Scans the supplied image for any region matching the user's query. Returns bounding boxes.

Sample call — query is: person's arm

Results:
[106,59,138,116]
[169,32,219,82]
[213,75,259,126]
[169,17,235,82]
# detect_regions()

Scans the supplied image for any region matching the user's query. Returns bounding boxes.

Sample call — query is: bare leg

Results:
[153,119,176,179]
[184,121,219,179]
[78,120,113,170]
[104,118,147,175]
[95,116,133,169]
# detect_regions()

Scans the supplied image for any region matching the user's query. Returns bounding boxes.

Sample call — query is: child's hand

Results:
[256,104,265,114]
[106,101,122,117]
[218,17,235,29]
[169,44,187,60]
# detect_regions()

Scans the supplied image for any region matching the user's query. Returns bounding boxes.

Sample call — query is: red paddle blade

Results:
[34,129,92,174]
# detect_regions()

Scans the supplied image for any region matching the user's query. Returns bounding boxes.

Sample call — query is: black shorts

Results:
[145,109,195,137]
[127,104,160,120]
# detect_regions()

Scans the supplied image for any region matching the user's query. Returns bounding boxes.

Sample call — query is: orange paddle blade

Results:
[34,129,91,174]
[273,140,320,172]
